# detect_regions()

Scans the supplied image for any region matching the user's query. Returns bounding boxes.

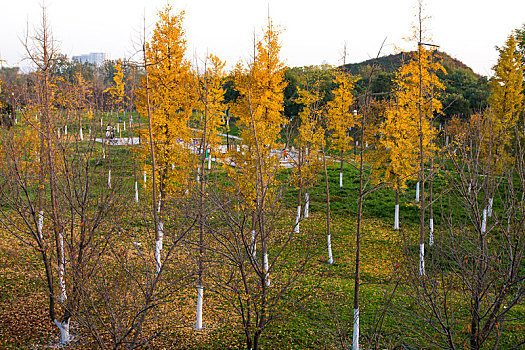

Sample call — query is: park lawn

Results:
[0,139,523,349]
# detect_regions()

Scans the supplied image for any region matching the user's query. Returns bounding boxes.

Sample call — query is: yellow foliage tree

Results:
[230,20,286,211]
[135,6,194,271]
[326,69,359,187]
[136,6,194,198]
[484,34,524,173]
[228,19,287,350]
[104,59,126,113]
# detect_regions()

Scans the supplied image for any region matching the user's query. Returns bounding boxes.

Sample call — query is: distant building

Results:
[72,52,108,66]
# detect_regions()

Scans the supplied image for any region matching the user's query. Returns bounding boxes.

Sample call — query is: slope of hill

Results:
[342,51,478,77]
[344,51,490,119]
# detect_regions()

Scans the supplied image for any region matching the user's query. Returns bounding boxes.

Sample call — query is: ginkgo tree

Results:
[211,19,318,350]
[326,69,359,188]
[0,7,129,345]
[372,94,419,231]
[397,12,445,275]
[136,6,195,273]
[484,34,523,172]
[191,53,226,330]
[104,59,126,115]
[296,82,327,258]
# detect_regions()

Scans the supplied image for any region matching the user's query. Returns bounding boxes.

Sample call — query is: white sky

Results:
[1,0,524,76]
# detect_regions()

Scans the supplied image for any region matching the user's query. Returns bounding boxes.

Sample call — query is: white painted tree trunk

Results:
[117,123,120,134]
[123,121,126,131]
[134,181,139,203]
[429,218,434,246]
[38,210,44,240]
[339,172,343,188]
[488,197,493,217]
[197,166,200,183]
[419,243,425,276]
[155,220,164,273]
[143,170,147,184]
[208,150,212,170]
[54,319,71,345]
[108,169,111,189]
[64,125,68,135]
[157,195,162,213]
[100,118,103,128]
[352,308,359,350]
[294,205,301,233]
[58,231,67,302]
[264,252,270,287]
[251,230,256,259]
[327,234,334,265]
[394,204,400,230]
[196,285,203,329]
[481,208,487,234]
[79,127,83,141]
[304,192,309,218]
[415,182,420,202]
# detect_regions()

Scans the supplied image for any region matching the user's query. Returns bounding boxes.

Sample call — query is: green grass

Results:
[0,119,523,349]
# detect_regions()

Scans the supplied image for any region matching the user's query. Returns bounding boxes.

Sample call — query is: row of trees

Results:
[0,2,524,349]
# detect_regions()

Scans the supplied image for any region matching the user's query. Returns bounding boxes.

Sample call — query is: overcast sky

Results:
[1,0,524,76]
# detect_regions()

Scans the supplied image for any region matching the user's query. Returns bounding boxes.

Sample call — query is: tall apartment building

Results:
[72,52,108,66]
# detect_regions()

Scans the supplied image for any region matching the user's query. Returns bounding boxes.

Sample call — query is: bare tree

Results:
[398,117,525,349]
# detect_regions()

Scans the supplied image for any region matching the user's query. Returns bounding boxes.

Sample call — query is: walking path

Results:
[94,137,297,169]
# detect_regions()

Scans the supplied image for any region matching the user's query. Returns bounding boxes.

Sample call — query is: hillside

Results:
[342,51,479,77]
[342,51,490,119]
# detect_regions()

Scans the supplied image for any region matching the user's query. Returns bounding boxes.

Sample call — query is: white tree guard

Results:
[264,252,270,287]
[419,243,425,276]
[429,218,434,246]
[294,205,301,233]
[352,308,359,350]
[327,234,334,265]
[304,192,309,218]
[196,285,204,329]
[394,204,400,230]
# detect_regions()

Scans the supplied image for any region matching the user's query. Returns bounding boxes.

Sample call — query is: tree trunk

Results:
[295,147,302,233]
[394,188,400,230]
[322,149,333,265]
[417,34,426,276]
[339,150,344,188]
[304,191,309,218]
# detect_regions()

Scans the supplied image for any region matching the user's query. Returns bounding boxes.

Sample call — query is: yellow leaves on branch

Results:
[104,59,126,112]
[480,34,525,173]
[193,54,226,154]
[372,46,446,191]
[295,83,325,187]
[232,20,286,152]
[326,70,359,154]
[136,6,195,198]
[229,20,286,208]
